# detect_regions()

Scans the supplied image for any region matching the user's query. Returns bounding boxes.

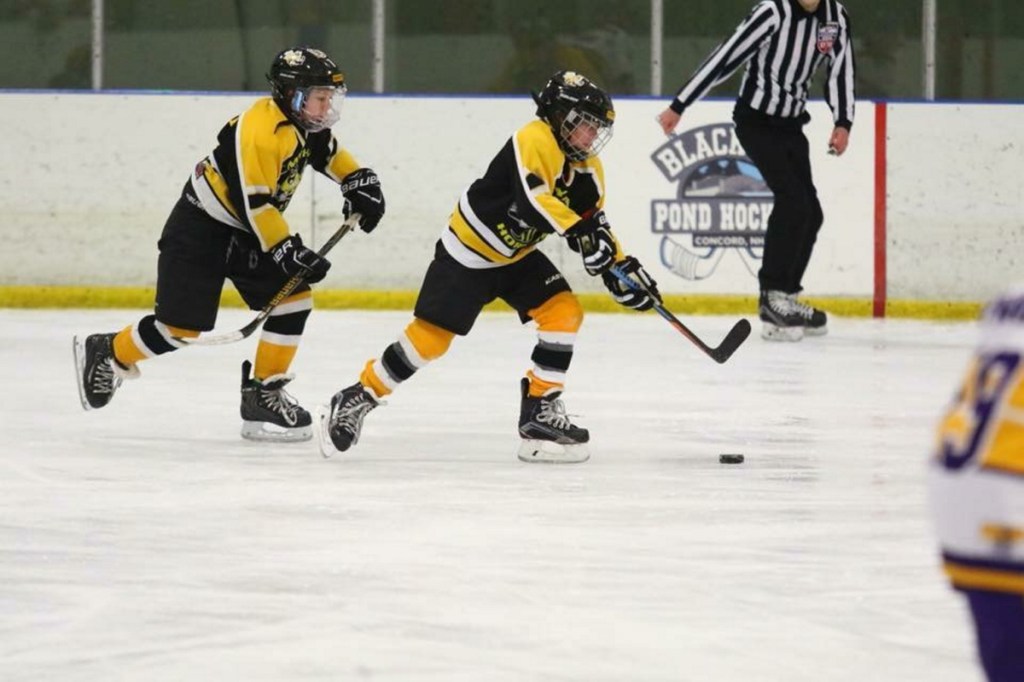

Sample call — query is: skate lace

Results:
[331,392,376,436]
[786,294,816,321]
[536,397,575,431]
[260,384,302,423]
[91,359,120,395]
[767,291,800,317]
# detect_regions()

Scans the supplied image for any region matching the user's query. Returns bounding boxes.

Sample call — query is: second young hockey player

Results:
[317,70,660,463]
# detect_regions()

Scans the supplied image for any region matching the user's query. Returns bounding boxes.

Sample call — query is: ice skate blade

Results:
[241,420,312,442]
[761,323,804,342]
[804,325,828,337]
[314,404,340,458]
[72,335,93,411]
[517,439,590,464]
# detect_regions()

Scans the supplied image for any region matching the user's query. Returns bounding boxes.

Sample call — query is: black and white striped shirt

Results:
[670,0,856,128]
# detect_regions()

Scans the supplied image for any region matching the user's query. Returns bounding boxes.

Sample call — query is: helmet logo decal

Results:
[281,50,305,66]
[268,46,346,132]
[534,70,614,161]
[562,72,587,87]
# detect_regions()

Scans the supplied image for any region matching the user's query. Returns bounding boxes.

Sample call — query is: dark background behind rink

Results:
[3,0,1022,100]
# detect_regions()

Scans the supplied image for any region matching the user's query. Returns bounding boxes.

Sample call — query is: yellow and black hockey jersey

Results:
[442,119,621,269]
[190,97,360,251]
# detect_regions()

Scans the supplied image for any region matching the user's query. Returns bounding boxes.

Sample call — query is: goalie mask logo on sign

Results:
[817,23,839,54]
[649,123,771,282]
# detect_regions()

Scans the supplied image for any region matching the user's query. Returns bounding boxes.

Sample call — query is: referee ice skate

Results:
[658,0,856,342]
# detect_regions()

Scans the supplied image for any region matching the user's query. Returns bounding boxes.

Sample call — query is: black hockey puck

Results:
[719,454,744,464]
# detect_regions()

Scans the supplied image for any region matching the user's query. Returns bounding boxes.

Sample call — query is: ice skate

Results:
[316,382,380,458]
[73,332,138,410]
[759,290,805,342]
[239,360,312,442]
[517,378,590,463]
[787,293,828,336]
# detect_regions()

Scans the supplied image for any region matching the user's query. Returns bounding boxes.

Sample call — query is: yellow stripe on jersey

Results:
[201,161,241,223]
[236,101,298,250]
[944,560,1024,594]
[984,413,1024,475]
[248,204,290,250]
[449,208,532,266]
[513,120,600,235]
[325,145,360,183]
[977,362,1024,475]
[981,524,1024,545]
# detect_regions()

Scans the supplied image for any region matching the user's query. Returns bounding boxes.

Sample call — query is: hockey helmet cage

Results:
[532,70,615,162]
[267,47,347,132]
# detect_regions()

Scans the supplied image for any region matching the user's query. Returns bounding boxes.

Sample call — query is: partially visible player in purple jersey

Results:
[930,285,1024,682]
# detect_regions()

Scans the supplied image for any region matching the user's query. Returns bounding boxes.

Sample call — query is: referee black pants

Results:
[733,105,823,294]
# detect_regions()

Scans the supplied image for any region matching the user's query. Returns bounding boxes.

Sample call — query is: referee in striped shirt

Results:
[657,0,855,342]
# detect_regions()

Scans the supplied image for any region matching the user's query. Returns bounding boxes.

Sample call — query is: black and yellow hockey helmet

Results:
[267,47,347,132]
[532,70,615,161]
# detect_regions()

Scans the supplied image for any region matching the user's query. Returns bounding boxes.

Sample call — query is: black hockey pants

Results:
[733,103,824,294]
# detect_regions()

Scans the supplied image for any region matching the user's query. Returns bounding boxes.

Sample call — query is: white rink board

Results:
[0,92,873,296]
[886,103,1024,302]
[1,92,1021,301]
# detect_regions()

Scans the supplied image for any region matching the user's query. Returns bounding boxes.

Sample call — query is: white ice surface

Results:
[1,309,983,681]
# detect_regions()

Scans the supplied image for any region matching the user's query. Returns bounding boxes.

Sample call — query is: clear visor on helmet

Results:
[559,108,613,161]
[291,84,347,132]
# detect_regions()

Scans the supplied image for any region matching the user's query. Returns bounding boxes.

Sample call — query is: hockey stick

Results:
[608,265,751,364]
[174,213,362,347]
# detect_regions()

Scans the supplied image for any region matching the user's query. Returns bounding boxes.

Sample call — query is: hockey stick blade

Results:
[706,318,751,364]
[173,213,362,347]
[608,265,751,364]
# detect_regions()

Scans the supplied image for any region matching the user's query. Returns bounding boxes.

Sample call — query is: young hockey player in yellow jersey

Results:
[316,70,661,463]
[73,47,386,442]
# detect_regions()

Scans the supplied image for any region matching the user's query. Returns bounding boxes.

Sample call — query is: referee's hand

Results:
[657,108,681,136]
[828,127,850,156]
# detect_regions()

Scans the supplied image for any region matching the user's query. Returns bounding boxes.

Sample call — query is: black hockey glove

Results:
[602,256,661,311]
[566,209,617,276]
[340,167,385,233]
[270,234,331,284]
